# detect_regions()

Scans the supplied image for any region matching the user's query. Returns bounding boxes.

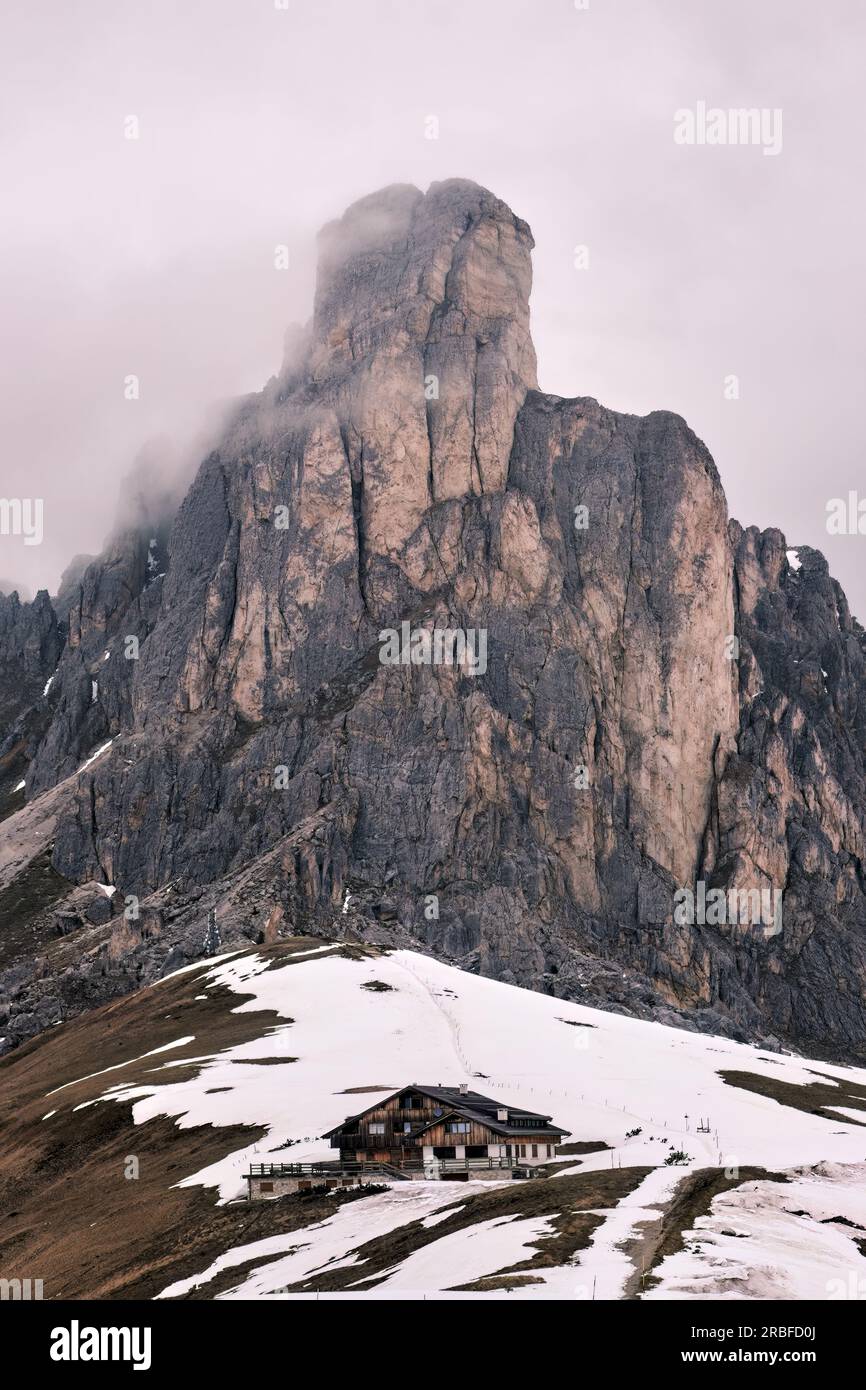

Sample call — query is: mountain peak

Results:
[311,178,536,405]
[302,177,538,564]
[2,179,866,1073]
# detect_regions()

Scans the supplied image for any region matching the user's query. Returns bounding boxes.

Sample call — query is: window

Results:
[531,1144,538,1158]
[446,1121,470,1134]
[401,1122,412,1133]
[368,1123,385,1135]
[433,1146,456,1159]
[260,1181,273,1193]
[465,1145,487,1158]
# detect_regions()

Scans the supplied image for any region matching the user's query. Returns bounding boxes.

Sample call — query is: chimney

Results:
[497,1108,508,1121]
[458,1083,468,1095]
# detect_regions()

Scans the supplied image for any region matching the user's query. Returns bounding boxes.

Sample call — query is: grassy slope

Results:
[2,936,863,1301]
[0,940,376,1298]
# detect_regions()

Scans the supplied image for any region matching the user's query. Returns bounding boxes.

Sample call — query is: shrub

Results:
[664,1149,693,1166]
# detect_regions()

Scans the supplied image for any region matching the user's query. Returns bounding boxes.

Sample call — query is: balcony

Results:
[247,1156,544,1181]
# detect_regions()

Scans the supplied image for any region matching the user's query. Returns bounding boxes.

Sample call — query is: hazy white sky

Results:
[1,0,864,613]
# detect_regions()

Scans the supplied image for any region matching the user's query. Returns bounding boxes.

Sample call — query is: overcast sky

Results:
[1,0,864,615]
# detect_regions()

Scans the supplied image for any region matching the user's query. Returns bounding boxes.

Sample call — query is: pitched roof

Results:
[323,1084,570,1139]
[411,1106,568,1140]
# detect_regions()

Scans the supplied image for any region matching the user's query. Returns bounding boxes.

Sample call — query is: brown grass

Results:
[0,939,373,1299]
[719,1069,866,1126]
[0,847,72,969]
[277,1166,652,1295]
[621,1166,790,1297]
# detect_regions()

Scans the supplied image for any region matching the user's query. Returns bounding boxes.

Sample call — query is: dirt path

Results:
[619,1165,790,1298]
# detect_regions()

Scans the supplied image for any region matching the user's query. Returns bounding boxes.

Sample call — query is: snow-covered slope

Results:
[50,942,866,1301]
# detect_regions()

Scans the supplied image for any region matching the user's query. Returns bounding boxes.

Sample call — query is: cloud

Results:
[1,0,863,615]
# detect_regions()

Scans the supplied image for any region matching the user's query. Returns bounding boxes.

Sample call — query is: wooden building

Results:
[322,1083,569,1173]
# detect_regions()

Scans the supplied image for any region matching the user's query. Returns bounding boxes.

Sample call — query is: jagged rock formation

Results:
[1,179,865,1059]
[0,590,61,732]
[0,578,33,602]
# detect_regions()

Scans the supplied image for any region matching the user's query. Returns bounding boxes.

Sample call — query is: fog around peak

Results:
[1,0,864,614]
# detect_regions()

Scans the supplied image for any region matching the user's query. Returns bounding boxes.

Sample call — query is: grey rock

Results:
[1,179,865,1062]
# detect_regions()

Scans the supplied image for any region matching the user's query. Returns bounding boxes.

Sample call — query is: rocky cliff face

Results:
[0,590,62,825]
[2,179,865,1059]
[0,590,61,732]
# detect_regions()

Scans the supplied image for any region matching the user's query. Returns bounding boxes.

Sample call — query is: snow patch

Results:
[153,950,247,987]
[78,740,113,774]
[62,944,866,1301]
[422,1206,464,1229]
[646,1164,866,1300]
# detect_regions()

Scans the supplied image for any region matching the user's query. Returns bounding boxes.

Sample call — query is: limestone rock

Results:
[2,179,865,1061]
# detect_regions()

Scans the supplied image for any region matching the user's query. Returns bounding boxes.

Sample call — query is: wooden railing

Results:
[247,1157,542,1179]
[248,1160,421,1178]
